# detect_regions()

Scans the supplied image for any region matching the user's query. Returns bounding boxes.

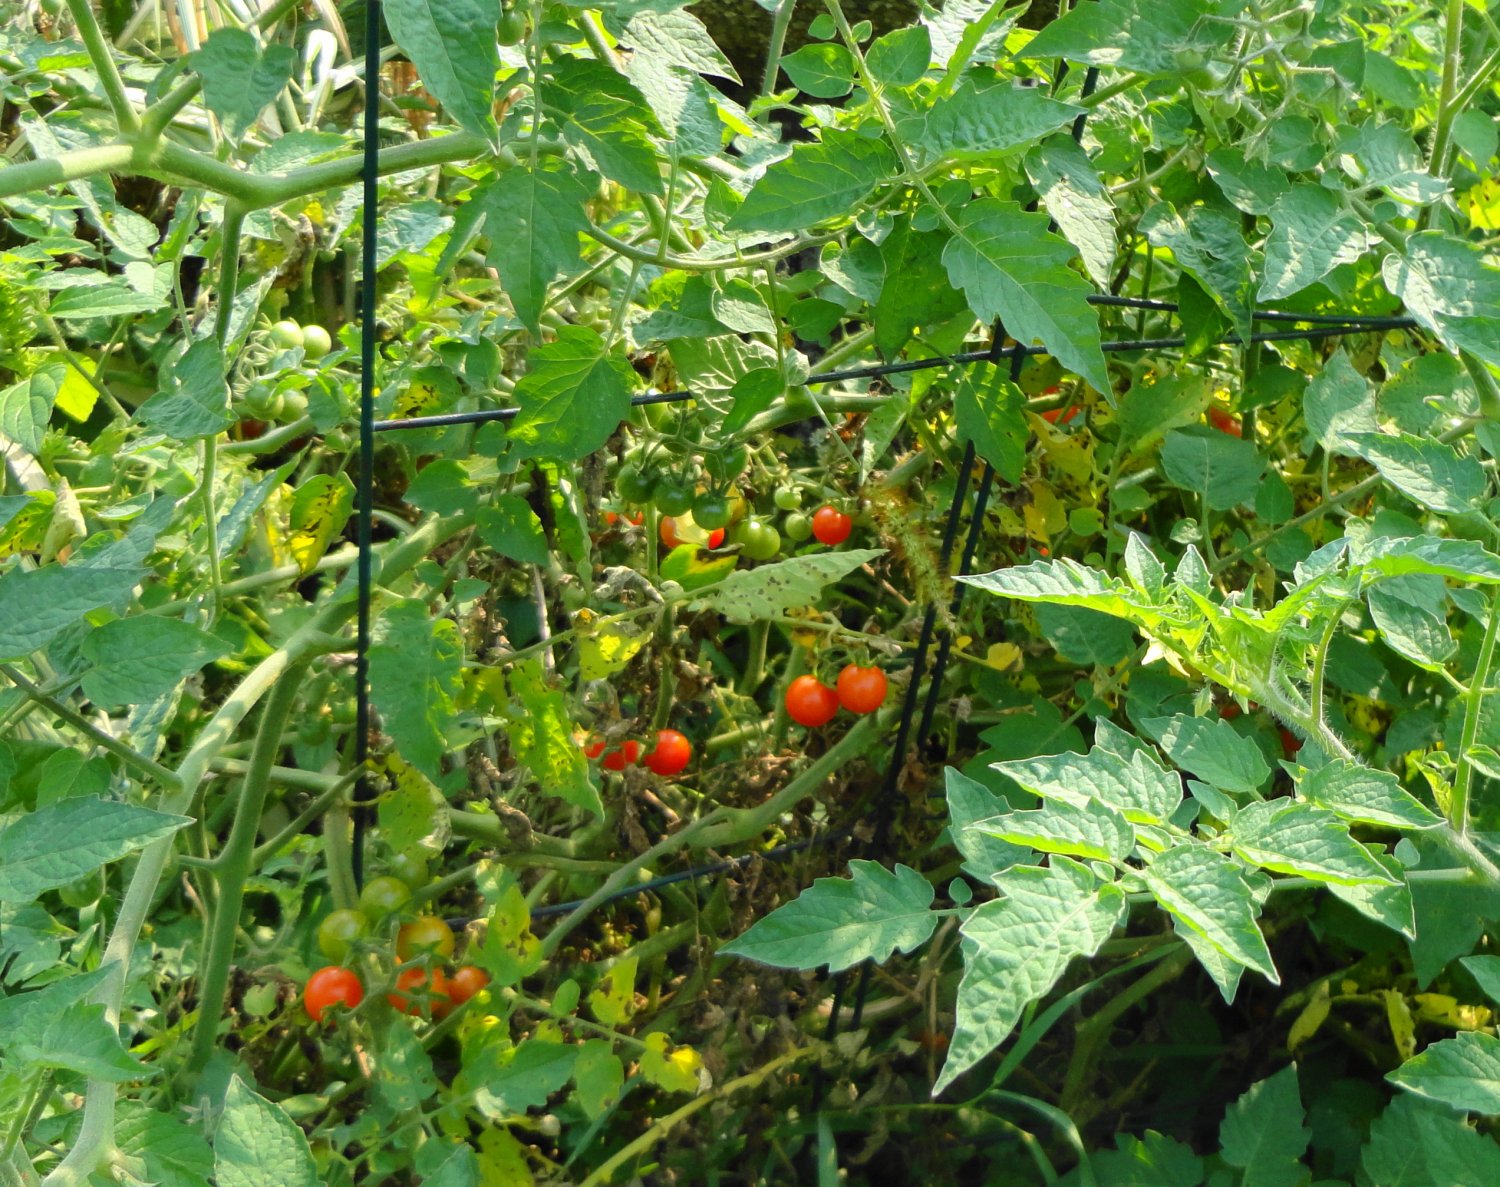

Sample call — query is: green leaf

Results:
[727,130,897,234]
[375,1017,439,1113]
[368,599,464,782]
[872,216,969,358]
[1382,232,1500,369]
[1360,1093,1500,1187]
[971,798,1133,862]
[1143,845,1279,982]
[720,367,784,436]
[1218,1065,1311,1187]
[1303,349,1377,455]
[0,498,172,661]
[0,364,61,456]
[505,659,602,815]
[47,275,166,319]
[780,44,854,98]
[373,754,451,856]
[1206,148,1291,216]
[1229,800,1400,886]
[689,548,886,624]
[475,884,542,988]
[1116,372,1211,453]
[1020,0,1222,76]
[405,459,479,517]
[1358,535,1500,584]
[0,796,188,902]
[941,199,1108,391]
[618,9,739,82]
[935,858,1125,1094]
[994,745,1182,824]
[1034,603,1137,666]
[476,163,593,336]
[1340,122,1448,205]
[192,28,295,140]
[214,1076,320,1187]
[572,1039,625,1121]
[711,279,776,337]
[1145,713,1270,797]
[1349,432,1487,516]
[1159,426,1265,510]
[1140,202,1255,340]
[465,1040,578,1119]
[1025,136,1115,287]
[1328,849,1416,938]
[959,556,1159,621]
[1388,1032,1500,1114]
[945,767,1026,882]
[383,0,499,142]
[921,80,1081,161]
[476,495,549,565]
[508,326,634,461]
[80,616,231,707]
[720,860,937,972]
[1369,574,1456,669]
[115,1101,216,1187]
[867,24,931,86]
[1295,759,1442,829]
[1260,185,1371,301]
[1464,955,1500,1008]
[136,339,232,440]
[953,369,1026,482]
[541,59,664,195]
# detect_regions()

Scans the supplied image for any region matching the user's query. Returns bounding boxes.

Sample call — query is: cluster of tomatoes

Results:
[303,866,488,1024]
[583,726,692,776]
[784,664,888,728]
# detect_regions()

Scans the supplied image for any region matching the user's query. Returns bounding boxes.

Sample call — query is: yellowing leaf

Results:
[288,472,354,575]
[588,955,637,1026]
[1023,482,1068,541]
[986,642,1022,671]
[476,1129,533,1187]
[578,616,649,680]
[0,491,55,559]
[640,1031,704,1093]
[478,884,543,988]
[50,354,99,421]
[1466,178,1500,230]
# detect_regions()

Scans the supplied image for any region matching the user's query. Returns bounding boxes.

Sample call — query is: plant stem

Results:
[1452,588,1500,835]
[64,0,140,133]
[1425,0,1467,196]
[186,660,309,1074]
[761,0,799,105]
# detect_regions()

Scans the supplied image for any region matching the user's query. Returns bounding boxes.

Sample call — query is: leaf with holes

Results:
[690,549,885,624]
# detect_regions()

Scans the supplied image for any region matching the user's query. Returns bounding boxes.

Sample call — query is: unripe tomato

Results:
[58,869,105,909]
[388,965,451,1016]
[448,964,490,1006]
[618,466,656,506]
[602,740,641,771]
[301,324,333,359]
[785,675,840,728]
[358,875,412,921]
[279,391,309,421]
[387,850,430,889]
[497,9,527,44]
[304,966,364,1022]
[733,518,781,561]
[643,728,692,776]
[811,505,852,545]
[783,511,813,542]
[270,319,304,349]
[773,486,802,511]
[691,491,733,530]
[396,914,456,961]
[653,476,696,516]
[836,665,887,714]
[317,908,367,961]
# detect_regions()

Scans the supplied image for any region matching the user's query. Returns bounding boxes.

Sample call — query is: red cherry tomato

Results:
[1040,405,1081,425]
[448,965,490,1006]
[836,665,888,714]
[644,729,692,776]
[604,510,619,526]
[583,735,607,759]
[388,965,451,1016]
[1280,727,1303,758]
[395,915,456,962]
[811,505,852,546]
[1208,407,1242,437]
[707,527,726,548]
[602,740,641,771]
[1218,701,1242,721]
[304,966,364,1023]
[660,516,685,549]
[785,675,840,728]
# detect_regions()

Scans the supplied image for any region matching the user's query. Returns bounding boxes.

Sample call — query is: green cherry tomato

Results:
[773,486,801,511]
[301,324,333,359]
[497,10,527,44]
[733,518,781,561]
[270,319,304,350]
[715,443,750,482]
[317,908,367,961]
[396,914,456,961]
[358,875,412,922]
[783,511,813,542]
[387,850,430,889]
[691,491,732,530]
[653,476,696,516]
[617,465,656,506]
[279,391,309,421]
[58,869,105,909]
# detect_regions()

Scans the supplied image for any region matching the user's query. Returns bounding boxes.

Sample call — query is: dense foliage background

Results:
[6,0,1500,1183]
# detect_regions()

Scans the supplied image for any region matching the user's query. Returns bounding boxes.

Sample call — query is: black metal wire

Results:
[350,0,381,891]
